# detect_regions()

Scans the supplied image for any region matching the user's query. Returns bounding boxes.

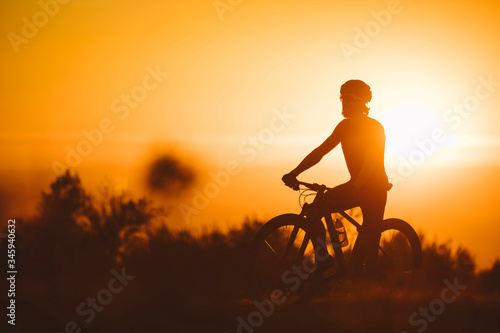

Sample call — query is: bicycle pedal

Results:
[321,256,335,268]
[320,273,339,283]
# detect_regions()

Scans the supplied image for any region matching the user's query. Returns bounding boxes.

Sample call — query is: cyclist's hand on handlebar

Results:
[282,172,299,190]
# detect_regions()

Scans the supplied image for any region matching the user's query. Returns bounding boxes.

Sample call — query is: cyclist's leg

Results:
[312,182,358,229]
[357,188,388,277]
[321,182,358,211]
[313,182,366,277]
[310,183,357,269]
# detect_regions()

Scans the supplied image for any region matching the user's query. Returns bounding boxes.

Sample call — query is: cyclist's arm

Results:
[290,126,342,176]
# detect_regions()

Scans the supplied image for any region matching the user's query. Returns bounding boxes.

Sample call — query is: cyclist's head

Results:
[340,79,372,118]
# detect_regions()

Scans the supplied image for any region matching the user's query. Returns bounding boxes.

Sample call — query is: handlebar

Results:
[289,180,393,192]
[288,180,331,192]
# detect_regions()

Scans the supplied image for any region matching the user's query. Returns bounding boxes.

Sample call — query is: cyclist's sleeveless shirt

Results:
[333,116,389,190]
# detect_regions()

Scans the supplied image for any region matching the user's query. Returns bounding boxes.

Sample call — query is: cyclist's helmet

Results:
[340,79,372,103]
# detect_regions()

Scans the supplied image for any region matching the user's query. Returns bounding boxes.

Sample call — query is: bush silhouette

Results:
[478,259,500,293]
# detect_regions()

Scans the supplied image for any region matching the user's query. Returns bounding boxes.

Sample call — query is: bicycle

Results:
[248,180,422,306]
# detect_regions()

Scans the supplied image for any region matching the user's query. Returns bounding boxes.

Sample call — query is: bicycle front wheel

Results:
[378,218,422,284]
[248,214,322,306]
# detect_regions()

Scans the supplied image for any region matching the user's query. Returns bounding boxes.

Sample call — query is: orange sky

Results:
[1,0,500,269]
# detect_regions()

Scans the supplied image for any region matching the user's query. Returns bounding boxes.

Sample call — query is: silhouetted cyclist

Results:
[282,79,391,278]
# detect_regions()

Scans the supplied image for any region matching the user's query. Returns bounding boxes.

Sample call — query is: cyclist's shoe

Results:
[318,254,335,269]
[318,256,340,282]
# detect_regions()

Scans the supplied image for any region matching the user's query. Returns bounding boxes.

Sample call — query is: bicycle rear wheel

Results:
[248,214,322,306]
[378,218,422,284]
